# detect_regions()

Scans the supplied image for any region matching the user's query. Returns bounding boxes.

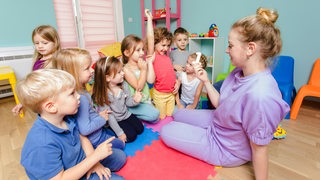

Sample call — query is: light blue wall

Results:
[123,0,320,91]
[0,1,319,91]
[0,0,57,47]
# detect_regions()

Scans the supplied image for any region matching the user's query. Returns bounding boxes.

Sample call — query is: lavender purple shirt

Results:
[207,67,289,164]
[161,67,290,167]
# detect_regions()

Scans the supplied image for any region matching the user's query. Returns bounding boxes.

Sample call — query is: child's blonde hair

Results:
[121,34,144,64]
[16,69,75,114]
[53,48,92,92]
[189,53,207,69]
[92,56,123,106]
[232,7,282,65]
[32,25,61,68]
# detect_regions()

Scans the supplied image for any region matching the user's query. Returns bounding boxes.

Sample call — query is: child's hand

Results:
[174,64,184,72]
[186,104,196,109]
[146,53,155,63]
[11,104,23,116]
[145,9,153,19]
[138,59,147,71]
[177,104,184,109]
[118,134,127,143]
[95,137,115,160]
[99,109,112,120]
[133,90,142,103]
[173,80,181,94]
[86,163,111,180]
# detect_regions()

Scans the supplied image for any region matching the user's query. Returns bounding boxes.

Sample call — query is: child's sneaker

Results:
[273,124,286,139]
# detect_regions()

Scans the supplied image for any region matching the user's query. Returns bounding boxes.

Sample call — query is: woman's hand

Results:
[193,63,210,83]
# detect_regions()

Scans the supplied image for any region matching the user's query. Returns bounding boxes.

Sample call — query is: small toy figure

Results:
[208,23,219,37]
[199,33,205,37]
[160,8,166,17]
[190,33,198,37]
[273,124,286,139]
[155,8,166,17]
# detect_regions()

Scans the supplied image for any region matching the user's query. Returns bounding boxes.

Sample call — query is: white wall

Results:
[0,46,34,80]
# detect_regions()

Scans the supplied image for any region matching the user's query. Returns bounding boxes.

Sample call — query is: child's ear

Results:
[42,101,57,113]
[105,75,111,82]
[123,49,131,57]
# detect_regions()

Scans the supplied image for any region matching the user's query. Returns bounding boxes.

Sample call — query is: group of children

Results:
[14,7,288,180]
[15,9,205,179]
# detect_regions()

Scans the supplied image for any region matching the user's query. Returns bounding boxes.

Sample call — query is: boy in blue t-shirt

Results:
[17,69,124,180]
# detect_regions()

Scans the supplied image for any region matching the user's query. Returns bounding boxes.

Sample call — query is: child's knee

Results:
[126,133,138,142]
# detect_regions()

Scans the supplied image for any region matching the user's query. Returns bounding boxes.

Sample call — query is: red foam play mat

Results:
[118,139,216,180]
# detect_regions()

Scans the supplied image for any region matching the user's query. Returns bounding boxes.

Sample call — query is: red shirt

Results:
[153,54,176,92]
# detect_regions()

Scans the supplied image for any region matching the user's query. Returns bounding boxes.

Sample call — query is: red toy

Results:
[208,23,219,37]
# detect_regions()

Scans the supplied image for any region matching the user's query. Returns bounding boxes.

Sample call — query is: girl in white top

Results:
[176,53,207,109]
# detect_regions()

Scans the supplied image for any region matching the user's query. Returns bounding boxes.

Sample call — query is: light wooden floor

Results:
[1,97,320,180]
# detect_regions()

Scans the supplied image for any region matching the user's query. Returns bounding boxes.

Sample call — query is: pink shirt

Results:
[153,54,176,92]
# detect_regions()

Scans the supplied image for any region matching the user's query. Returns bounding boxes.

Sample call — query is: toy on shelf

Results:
[190,33,198,37]
[208,23,219,37]
[199,33,205,37]
[154,8,167,17]
[273,124,286,140]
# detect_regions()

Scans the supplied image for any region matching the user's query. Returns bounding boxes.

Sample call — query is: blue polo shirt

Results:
[21,115,85,179]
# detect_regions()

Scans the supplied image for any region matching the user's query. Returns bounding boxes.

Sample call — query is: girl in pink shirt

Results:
[145,9,179,119]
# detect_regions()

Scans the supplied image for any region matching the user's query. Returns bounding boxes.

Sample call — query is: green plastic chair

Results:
[215,63,235,82]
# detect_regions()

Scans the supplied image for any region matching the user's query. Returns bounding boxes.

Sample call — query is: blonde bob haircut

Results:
[53,48,92,92]
[15,69,75,114]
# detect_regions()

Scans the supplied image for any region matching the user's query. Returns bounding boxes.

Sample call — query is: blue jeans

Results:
[81,148,126,180]
[178,99,200,109]
[128,102,159,123]
[82,172,124,180]
[101,148,127,171]
[93,128,125,150]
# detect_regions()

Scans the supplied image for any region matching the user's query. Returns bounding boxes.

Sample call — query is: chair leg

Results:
[9,76,24,118]
[290,91,305,120]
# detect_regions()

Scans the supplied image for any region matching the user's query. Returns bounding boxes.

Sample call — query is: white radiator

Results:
[0,46,34,98]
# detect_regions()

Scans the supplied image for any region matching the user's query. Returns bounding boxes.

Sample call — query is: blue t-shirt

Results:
[21,115,85,179]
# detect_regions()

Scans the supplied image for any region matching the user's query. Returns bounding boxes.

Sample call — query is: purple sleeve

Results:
[32,59,45,71]
[242,92,289,145]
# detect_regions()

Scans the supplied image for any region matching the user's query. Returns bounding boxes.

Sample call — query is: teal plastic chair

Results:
[215,63,235,82]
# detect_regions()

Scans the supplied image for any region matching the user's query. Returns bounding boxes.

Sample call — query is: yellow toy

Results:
[273,124,286,139]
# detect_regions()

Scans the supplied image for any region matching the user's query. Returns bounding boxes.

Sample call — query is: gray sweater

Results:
[94,83,139,136]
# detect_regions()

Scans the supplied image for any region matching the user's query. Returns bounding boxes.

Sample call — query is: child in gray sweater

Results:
[92,56,144,143]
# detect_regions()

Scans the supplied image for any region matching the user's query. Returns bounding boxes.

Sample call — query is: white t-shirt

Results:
[180,72,201,104]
